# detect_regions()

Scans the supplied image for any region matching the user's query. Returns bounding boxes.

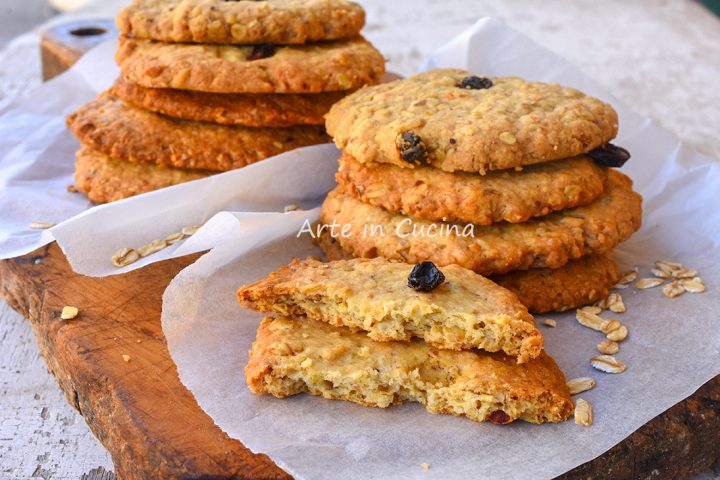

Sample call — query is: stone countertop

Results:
[1,1,719,478]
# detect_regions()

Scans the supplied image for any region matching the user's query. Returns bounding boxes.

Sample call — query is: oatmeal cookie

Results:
[66,93,330,171]
[315,229,620,314]
[337,153,608,225]
[319,170,642,276]
[117,0,365,45]
[74,147,211,203]
[238,257,543,362]
[110,77,349,127]
[246,316,573,424]
[116,35,385,94]
[326,69,618,173]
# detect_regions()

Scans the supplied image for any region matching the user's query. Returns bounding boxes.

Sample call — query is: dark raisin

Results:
[458,76,493,90]
[449,138,457,145]
[489,410,512,425]
[587,143,631,168]
[248,44,276,60]
[408,262,445,292]
[397,132,428,164]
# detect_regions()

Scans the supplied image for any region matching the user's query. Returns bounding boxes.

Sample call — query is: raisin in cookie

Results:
[117,0,365,45]
[315,229,620,314]
[116,35,385,94]
[111,77,350,127]
[246,316,573,424]
[66,93,329,171]
[337,152,608,225]
[326,69,618,173]
[319,170,641,276]
[73,147,211,203]
[238,257,543,362]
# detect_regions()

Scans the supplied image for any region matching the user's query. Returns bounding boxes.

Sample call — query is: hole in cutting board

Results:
[70,27,108,37]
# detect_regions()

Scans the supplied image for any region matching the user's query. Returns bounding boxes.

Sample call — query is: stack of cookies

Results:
[318,69,643,314]
[238,257,574,425]
[66,0,385,203]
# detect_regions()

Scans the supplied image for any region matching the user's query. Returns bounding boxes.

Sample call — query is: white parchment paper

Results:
[161,18,720,480]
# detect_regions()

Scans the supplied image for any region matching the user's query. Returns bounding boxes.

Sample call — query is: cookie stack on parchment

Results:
[317,69,643,314]
[66,0,385,203]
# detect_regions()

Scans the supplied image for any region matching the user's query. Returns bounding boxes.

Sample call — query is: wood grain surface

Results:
[0,243,718,479]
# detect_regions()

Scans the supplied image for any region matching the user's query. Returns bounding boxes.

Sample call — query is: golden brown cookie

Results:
[66,93,330,171]
[116,35,385,94]
[319,170,642,276]
[246,316,574,424]
[110,77,350,127]
[238,257,543,362]
[73,148,211,203]
[117,0,366,45]
[326,69,618,173]
[492,254,619,314]
[337,153,608,225]
[315,229,620,314]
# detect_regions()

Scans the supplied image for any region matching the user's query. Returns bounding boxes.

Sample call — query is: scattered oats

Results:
[67,184,79,193]
[122,354,131,363]
[566,377,596,395]
[28,222,54,230]
[602,319,622,335]
[420,463,430,471]
[606,324,628,342]
[272,141,284,149]
[164,232,184,245]
[137,239,167,257]
[594,297,610,310]
[663,280,685,298]
[60,306,79,320]
[590,355,626,374]
[681,277,705,293]
[612,282,630,290]
[617,270,638,284]
[575,310,609,332]
[499,131,517,144]
[300,358,313,368]
[651,267,671,279]
[636,277,664,289]
[111,247,140,267]
[656,260,683,272]
[182,224,202,236]
[607,293,626,313]
[541,319,557,328]
[673,268,698,279]
[576,309,608,332]
[581,306,602,315]
[598,339,620,355]
[574,398,593,426]
[283,204,303,213]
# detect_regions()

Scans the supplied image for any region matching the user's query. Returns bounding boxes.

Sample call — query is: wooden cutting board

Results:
[1,243,719,479]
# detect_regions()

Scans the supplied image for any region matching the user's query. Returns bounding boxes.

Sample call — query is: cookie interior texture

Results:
[110,77,350,127]
[117,0,366,45]
[320,170,642,276]
[246,316,574,424]
[116,35,386,94]
[337,152,609,225]
[238,257,543,362]
[326,68,618,173]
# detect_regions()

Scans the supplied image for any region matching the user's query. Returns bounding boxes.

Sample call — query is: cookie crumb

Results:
[420,463,430,470]
[67,184,79,193]
[61,306,79,320]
